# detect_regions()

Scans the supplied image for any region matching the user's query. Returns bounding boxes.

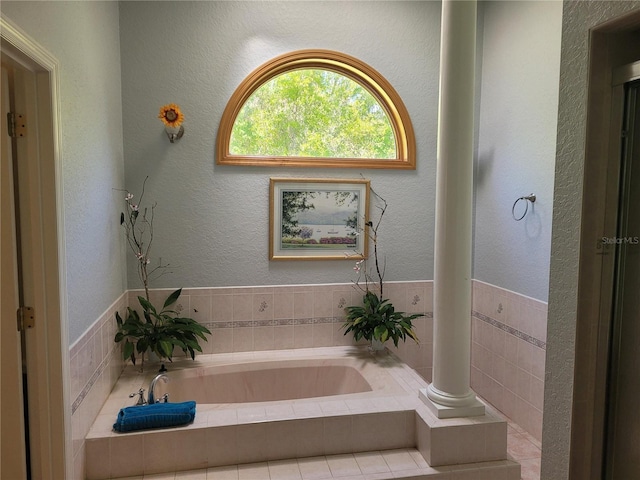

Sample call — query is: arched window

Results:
[217,50,416,169]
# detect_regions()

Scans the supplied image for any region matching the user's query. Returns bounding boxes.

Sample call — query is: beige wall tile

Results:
[516,368,531,403]
[237,424,268,464]
[295,418,324,458]
[253,293,274,322]
[529,376,545,411]
[232,327,254,352]
[323,415,353,455]
[503,361,518,396]
[143,430,178,475]
[293,324,313,348]
[86,439,112,479]
[332,288,353,318]
[530,345,545,380]
[206,425,238,467]
[211,294,233,322]
[265,420,299,460]
[189,295,212,323]
[293,291,314,319]
[384,283,406,311]
[273,292,295,320]
[312,286,334,318]
[312,323,334,347]
[492,327,506,358]
[173,428,208,472]
[253,326,275,351]
[210,328,233,354]
[110,434,144,478]
[504,334,518,364]
[273,325,295,350]
[232,294,253,321]
[352,412,410,451]
[516,339,533,373]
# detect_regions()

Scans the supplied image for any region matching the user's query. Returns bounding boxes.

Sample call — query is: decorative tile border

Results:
[472,310,546,350]
[203,311,433,331]
[71,344,117,414]
[70,294,127,415]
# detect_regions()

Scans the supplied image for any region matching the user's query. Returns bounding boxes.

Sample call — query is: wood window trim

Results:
[216,49,416,169]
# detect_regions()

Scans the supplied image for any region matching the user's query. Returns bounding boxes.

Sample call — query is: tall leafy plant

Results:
[115,288,210,368]
[114,178,210,370]
[342,186,420,347]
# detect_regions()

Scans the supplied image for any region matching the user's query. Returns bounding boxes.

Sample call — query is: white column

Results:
[420,0,485,418]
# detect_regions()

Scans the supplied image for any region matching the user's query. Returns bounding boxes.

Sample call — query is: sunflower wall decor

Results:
[158,103,185,143]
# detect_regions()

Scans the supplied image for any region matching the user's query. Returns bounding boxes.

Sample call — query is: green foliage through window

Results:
[230,69,396,159]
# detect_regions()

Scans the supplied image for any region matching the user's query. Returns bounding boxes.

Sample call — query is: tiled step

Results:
[111,448,521,480]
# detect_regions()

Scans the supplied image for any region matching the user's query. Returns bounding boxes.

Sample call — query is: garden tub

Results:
[84,346,513,479]
[160,356,397,404]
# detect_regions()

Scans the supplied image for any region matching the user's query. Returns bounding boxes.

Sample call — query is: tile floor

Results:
[506,419,542,480]
[109,419,540,480]
[111,448,434,479]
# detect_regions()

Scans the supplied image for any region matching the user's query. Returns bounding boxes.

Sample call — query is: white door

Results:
[1,21,69,478]
[1,62,29,479]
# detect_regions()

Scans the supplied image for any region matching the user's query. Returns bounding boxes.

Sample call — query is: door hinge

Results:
[17,306,35,331]
[7,112,27,138]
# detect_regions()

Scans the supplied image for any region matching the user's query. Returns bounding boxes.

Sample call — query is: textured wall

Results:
[473,1,562,303]
[1,1,126,344]
[118,1,440,291]
[544,1,640,479]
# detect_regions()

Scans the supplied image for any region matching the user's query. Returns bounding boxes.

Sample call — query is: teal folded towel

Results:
[113,401,196,433]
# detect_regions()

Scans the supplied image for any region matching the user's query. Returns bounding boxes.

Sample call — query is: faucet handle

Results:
[129,388,147,406]
[160,393,169,403]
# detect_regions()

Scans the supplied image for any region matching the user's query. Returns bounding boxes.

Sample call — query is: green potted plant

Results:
[342,186,420,351]
[113,177,211,371]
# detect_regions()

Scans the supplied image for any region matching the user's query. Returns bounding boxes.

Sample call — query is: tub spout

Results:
[148,373,169,404]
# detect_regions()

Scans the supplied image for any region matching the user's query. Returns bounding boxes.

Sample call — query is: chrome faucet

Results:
[148,373,169,404]
[129,388,147,406]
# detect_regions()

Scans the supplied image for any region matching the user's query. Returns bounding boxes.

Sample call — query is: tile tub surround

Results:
[85,347,519,479]
[123,279,544,439]
[470,280,547,442]
[70,291,128,479]
[130,281,435,377]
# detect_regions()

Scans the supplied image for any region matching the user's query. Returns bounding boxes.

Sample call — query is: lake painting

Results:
[281,190,359,248]
[270,178,370,260]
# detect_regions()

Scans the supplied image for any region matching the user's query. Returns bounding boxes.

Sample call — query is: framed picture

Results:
[270,178,370,260]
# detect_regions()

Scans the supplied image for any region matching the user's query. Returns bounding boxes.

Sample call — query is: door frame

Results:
[603,76,640,479]
[1,14,70,479]
[569,15,640,480]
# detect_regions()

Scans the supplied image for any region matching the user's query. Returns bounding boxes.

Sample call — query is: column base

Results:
[419,386,486,419]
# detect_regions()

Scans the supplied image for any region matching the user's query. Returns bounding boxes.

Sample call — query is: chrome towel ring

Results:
[512,194,536,221]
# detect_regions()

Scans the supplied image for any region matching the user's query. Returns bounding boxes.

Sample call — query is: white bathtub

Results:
[161,355,404,404]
